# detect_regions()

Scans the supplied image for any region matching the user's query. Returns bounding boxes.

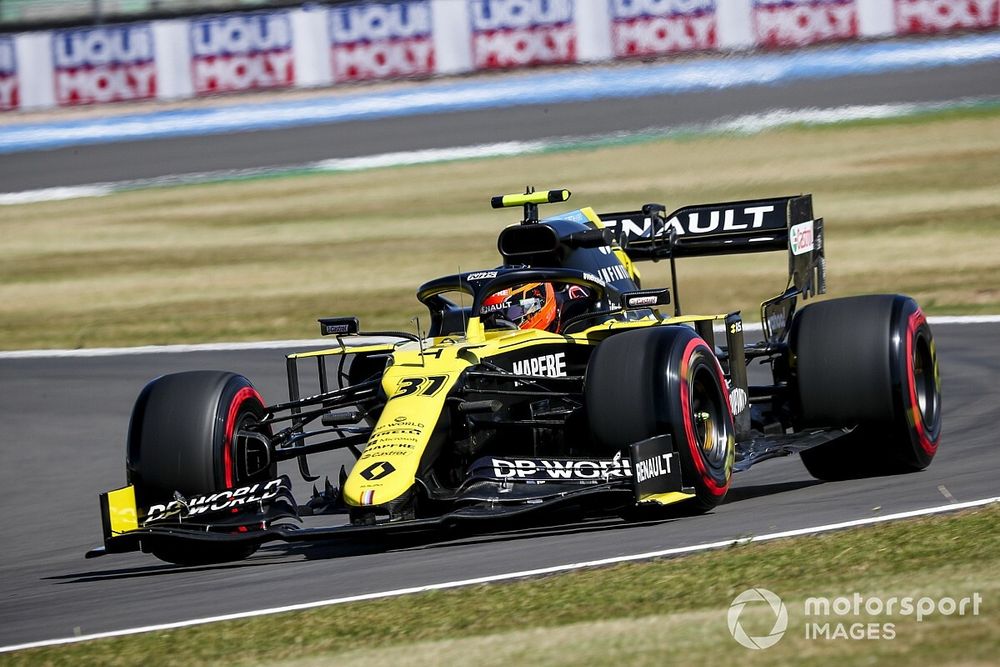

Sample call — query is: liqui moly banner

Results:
[895,0,999,34]
[753,0,858,47]
[52,24,156,105]
[610,0,717,58]
[328,1,434,82]
[470,0,576,69]
[190,12,294,94]
[0,37,16,111]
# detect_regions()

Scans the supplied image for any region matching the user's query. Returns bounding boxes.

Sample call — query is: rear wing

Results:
[598,194,826,341]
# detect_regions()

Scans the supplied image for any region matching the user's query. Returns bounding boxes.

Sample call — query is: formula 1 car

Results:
[89,188,942,564]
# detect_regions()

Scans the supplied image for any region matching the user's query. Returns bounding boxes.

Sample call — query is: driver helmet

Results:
[482,283,592,333]
[482,282,557,331]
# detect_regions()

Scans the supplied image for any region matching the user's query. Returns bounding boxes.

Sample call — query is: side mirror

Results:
[318,317,360,336]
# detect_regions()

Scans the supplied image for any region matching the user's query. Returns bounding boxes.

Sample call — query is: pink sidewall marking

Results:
[222,386,263,489]
[678,338,732,496]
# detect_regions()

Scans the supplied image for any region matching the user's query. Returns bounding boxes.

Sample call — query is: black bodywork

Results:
[91,190,841,558]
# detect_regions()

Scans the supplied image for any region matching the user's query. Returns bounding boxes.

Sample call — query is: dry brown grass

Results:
[1,108,998,350]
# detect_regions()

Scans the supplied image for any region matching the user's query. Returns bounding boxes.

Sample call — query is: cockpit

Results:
[417,267,636,338]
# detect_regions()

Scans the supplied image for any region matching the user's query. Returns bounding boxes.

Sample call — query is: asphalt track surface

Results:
[1,59,999,191]
[2,58,1000,650]
[0,320,997,647]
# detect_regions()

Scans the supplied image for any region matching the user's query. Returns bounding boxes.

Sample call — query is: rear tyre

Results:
[586,326,735,514]
[127,371,274,564]
[791,295,942,480]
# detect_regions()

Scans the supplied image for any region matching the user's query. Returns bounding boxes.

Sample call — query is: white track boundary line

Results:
[0,338,330,359]
[1,315,997,360]
[2,495,997,655]
[3,97,999,207]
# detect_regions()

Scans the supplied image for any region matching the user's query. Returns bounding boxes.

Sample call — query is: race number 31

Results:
[393,375,447,398]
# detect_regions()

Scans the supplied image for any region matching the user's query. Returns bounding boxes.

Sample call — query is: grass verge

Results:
[1,106,999,349]
[8,503,999,666]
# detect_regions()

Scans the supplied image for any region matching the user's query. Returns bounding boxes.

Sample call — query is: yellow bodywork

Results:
[578,206,641,286]
[343,345,470,507]
[640,491,696,505]
[340,322,582,507]
[287,342,399,360]
[105,485,139,534]
[288,202,728,510]
[319,310,728,509]
[493,189,571,208]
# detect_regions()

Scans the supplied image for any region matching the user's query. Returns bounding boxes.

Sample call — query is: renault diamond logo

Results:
[360,461,396,481]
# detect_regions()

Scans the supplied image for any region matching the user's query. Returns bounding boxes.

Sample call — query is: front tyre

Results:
[792,295,942,480]
[126,371,274,564]
[586,326,735,513]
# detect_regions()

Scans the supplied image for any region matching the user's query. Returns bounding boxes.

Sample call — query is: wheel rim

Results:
[222,386,269,488]
[912,332,940,431]
[690,365,729,468]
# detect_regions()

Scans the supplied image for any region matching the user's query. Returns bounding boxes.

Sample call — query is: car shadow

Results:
[53,479,825,581]
[294,514,658,559]
[51,512,660,582]
[45,558,283,584]
[723,478,823,504]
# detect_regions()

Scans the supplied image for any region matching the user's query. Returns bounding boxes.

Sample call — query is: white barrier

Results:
[2,0,998,111]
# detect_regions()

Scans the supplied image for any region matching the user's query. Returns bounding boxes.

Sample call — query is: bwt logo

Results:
[610,0,717,57]
[191,13,294,94]
[52,25,156,105]
[329,1,434,82]
[753,0,858,48]
[470,0,576,69]
[0,38,17,111]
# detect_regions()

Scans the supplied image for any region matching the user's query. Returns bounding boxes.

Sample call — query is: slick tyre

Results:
[791,295,942,480]
[586,326,735,513]
[126,371,274,565]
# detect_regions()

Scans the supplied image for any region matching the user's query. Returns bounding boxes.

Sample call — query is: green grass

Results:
[1,106,1000,350]
[8,504,999,666]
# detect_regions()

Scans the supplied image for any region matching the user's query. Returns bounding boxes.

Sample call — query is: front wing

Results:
[88,435,691,558]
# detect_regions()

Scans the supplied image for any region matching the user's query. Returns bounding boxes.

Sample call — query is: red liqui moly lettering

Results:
[753,0,858,48]
[52,25,156,105]
[470,0,576,69]
[190,13,294,94]
[895,0,999,34]
[329,1,434,82]
[610,0,717,57]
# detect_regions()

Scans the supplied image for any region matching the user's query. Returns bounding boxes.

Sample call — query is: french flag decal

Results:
[361,489,376,505]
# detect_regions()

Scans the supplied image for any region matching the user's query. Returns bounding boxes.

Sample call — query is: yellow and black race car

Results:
[89,188,942,564]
